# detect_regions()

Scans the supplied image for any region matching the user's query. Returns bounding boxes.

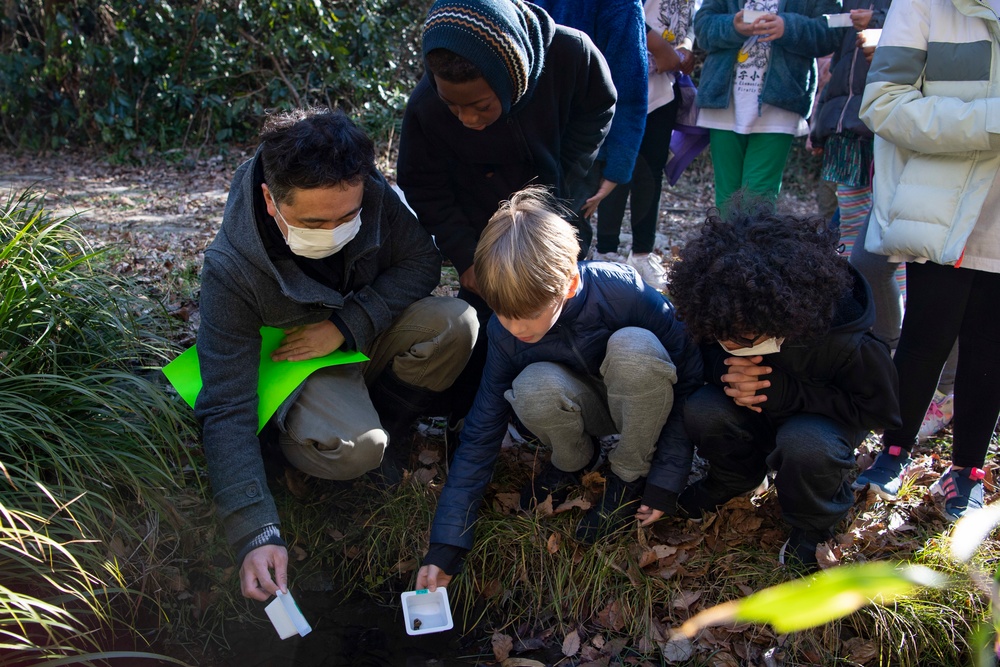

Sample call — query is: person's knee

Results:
[435,297,480,348]
[508,363,567,421]
[397,297,480,390]
[279,428,386,481]
[683,386,732,435]
[773,419,853,471]
[602,328,677,388]
[411,297,479,360]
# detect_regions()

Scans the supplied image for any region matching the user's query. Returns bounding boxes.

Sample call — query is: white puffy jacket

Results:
[860,0,1000,272]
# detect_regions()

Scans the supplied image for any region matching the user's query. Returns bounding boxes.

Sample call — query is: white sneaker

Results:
[917,390,954,442]
[591,250,624,262]
[626,251,666,287]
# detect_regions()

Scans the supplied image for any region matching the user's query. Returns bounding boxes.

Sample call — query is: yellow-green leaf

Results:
[678,563,946,636]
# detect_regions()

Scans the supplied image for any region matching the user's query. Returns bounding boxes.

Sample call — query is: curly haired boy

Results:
[668,194,901,570]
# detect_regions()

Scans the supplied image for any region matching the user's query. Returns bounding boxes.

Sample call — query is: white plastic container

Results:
[265,590,313,640]
[860,28,882,46]
[401,587,454,636]
[743,8,766,22]
[825,12,854,27]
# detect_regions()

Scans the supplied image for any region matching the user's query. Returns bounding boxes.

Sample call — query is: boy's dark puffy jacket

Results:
[810,0,892,147]
[425,262,703,573]
[701,265,901,432]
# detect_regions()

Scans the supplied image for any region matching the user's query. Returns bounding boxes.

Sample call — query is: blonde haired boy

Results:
[417,187,703,591]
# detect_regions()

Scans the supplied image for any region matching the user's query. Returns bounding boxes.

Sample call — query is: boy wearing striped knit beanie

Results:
[397,0,617,428]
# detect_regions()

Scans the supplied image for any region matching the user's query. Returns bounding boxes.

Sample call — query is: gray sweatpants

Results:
[504,327,678,483]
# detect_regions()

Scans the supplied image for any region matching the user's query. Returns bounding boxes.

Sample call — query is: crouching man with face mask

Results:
[196,107,478,601]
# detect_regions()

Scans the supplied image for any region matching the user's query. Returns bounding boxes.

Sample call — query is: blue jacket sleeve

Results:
[428,331,519,551]
[694,0,746,52]
[775,0,846,59]
[591,0,649,183]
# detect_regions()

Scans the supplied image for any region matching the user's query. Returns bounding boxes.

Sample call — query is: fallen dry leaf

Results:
[554,497,592,514]
[547,532,562,554]
[653,544,679,559]
[562,628,581,657]
[283,469,309,498]
[413,467,437,485]
[816,541,840,569]
[417,448,440,465]
[710,650,740,667]
[597,599,626,632]
[494,492,522,513]
[842,636,878,664]
[492,632,513,662]
[581,470,606,492]
[480,579,503,598]
[535,494,555,518]
[393,558,417,574]
[671,589,702,611]
[659,636,694,663]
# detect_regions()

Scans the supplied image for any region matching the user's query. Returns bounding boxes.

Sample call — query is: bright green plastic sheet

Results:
[161,326,368,433]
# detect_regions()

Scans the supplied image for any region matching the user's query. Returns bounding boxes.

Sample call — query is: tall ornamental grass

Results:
[0,189,200,666]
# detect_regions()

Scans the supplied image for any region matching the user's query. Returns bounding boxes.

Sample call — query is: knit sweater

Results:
[532,0,649,183]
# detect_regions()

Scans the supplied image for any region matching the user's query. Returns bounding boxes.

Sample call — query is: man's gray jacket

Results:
[195,148,441,550]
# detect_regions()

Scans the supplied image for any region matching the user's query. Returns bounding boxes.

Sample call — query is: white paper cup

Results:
[743,8,766,22]
[825,13,854,28]
[860,28,882,47]
[402,588,454,636]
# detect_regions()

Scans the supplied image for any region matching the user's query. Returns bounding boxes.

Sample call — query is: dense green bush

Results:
[0,0,432,155]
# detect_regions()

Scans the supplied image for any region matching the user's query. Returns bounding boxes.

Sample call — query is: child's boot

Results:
[930,466,985,521]
[575,470,645,544]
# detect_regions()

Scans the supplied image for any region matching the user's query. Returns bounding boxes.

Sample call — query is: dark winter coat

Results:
[396,19,616,276]
[701,265,901,433]
[810,0,891,146]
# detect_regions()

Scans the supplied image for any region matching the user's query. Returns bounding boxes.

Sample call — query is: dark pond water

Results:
[168,590,495,666]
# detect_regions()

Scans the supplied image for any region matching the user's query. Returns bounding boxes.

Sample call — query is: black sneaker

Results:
[520,461,580,510]
[778,527,833,573]
[374,432,415,489]
[575,471,645,544]
[677,478,737,521]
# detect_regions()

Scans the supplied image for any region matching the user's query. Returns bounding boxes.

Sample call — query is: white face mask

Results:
[274,205,363,259]
[718,336,784,357]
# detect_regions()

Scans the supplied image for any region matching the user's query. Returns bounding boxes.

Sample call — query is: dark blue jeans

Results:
[684,385,863,532]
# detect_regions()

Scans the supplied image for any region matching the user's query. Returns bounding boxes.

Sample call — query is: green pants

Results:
[709,129,794,209]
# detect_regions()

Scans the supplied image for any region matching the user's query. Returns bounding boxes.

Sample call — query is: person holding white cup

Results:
[693,0,844,210]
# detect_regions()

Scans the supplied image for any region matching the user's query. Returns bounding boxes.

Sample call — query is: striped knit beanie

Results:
[422,0,549,113]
